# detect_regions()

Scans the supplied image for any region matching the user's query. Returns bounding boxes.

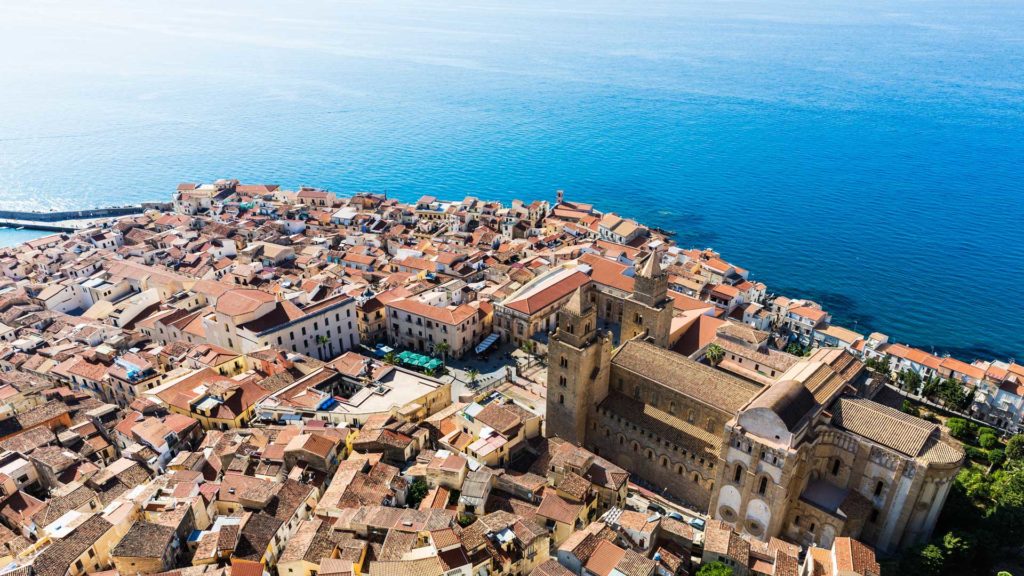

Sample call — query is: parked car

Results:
[648,503,667,515]
[668,511,685,521]
[689,518,706,531]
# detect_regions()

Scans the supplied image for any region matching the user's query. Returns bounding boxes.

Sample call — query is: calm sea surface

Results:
[0,0,1022,359]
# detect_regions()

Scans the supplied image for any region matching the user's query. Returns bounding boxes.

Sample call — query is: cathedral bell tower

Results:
[545,283,611,445]
[621,251,673,348]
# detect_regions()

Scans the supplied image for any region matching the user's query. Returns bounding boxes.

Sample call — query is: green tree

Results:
[467,368,480,384]
[433,340,450,364]
[705,343,725,366]
[980,432,999,449]
[316,334,330,361]
[901,400,921,417]
[941,531,976,574]
[989,449,1006,469]
[921,376,941,400]
[1005,435,1024,461]
[786,342,804,356]
[940,378,968,409]
[900,544,944,576]
[947,418,973,441]
[696,562,734,576]
[899,369,922,394]
[383,351,398,365]
[407,479,430,508]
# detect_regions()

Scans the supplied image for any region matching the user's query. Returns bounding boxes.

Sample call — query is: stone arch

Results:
[732,462,745,484]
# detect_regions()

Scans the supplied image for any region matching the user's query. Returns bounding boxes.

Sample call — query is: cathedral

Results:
[545,253,963,553]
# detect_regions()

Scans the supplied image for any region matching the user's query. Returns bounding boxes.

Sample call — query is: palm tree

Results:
[467,369,480,385]
[433,341,451,365]
[705,343,725,366]
[383,351,398,365]
[316,334,330,360]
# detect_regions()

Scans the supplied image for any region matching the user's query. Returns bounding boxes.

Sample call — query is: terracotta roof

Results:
[830,397,937,457]
[612,340,759,413]
[536,492,582,526]
[112,521,175,558]
[503,270,590,315]
[833,537,880,576]
[35,515,113,576]
[584,540,626,576]
[216,288,276,317]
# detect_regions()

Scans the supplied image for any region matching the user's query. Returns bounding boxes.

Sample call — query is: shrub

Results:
[980,433,999,449]
[696,562,734,576]
[964,446,989,463]
[1006,435,1024,461]
[947,418,973,441]
[989,449,1006,468]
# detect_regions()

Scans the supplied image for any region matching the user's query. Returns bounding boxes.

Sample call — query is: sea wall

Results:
[0,205,151,222]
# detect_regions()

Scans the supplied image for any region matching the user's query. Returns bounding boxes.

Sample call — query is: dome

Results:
[747,379,818,432]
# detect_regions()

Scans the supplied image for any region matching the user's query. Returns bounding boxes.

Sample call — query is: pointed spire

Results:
[564,286,586,316]
[639,251,661,278]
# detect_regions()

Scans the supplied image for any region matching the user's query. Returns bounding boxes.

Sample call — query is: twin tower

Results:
[545,252,674,444]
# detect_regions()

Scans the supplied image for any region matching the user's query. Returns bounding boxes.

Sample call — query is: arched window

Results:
[646,449,654,461]
[733,464,744,483]
[668,401,676,415]
[809,522,817,534]
[874,480,884,496]
[634,386,641,401]
[831,458,841,476]
[633,442,639,453]
[558,375,567,387]
[677,465,684,475]
[661,456,668,468]
[758,476,768,496]
[559,394,564,405]
[619,436,625,445]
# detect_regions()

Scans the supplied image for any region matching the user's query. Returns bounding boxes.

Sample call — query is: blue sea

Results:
[0,0,1022,360]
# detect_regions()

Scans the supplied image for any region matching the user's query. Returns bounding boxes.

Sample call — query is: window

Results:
[874,480,884,496]
[870,509,880,523]
[734,464,743,483]
[831,459,841,476]
[758,476,768,496]
[559,394,564,405]
[560,356,568,368]
[559,375,567,387]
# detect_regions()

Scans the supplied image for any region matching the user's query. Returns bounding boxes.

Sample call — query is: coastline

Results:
[1,192,1014,372]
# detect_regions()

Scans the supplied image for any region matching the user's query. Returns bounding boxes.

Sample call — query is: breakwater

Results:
[0,204,161,222]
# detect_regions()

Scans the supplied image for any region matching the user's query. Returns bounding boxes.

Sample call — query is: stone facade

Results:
[619,253,673,349]
[545,253,964,554]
